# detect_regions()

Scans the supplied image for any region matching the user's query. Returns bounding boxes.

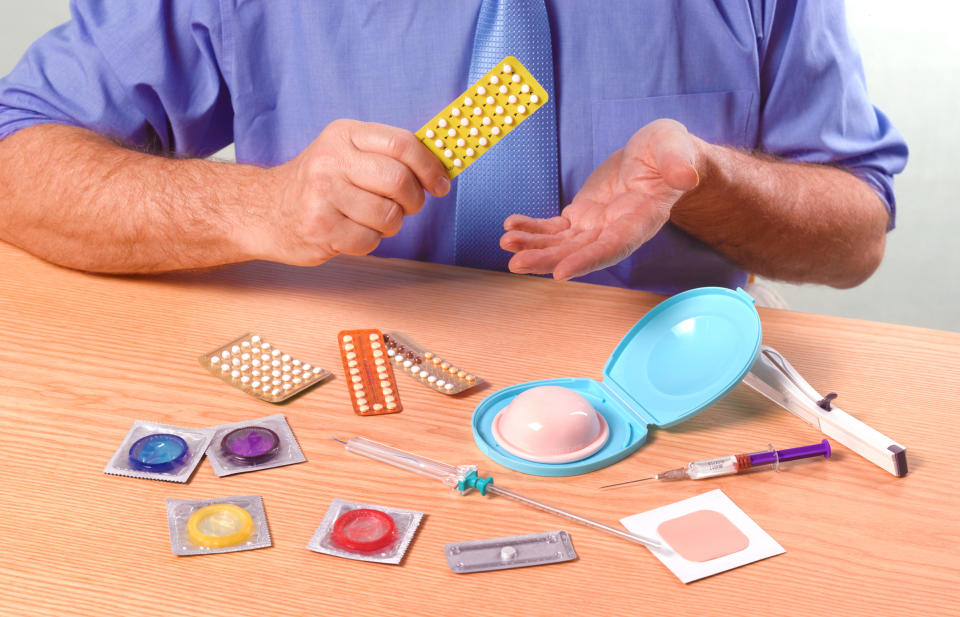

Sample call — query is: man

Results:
[0,1,907,294]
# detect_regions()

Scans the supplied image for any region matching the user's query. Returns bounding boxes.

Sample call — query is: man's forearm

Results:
[673,142,889,289]
[0,124,274,273]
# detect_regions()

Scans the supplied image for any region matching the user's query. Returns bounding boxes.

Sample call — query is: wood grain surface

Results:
[0,241,956,617]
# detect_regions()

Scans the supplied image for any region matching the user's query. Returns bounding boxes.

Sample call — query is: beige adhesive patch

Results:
[657,509,750,562]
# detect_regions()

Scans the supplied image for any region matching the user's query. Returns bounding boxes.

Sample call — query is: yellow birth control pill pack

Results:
[416,56,549,178]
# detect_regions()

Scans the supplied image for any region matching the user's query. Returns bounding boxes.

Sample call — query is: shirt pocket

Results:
[591,91,755,168]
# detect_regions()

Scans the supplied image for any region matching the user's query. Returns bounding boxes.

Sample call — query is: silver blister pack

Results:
[166,495,271,556]
[103,420,212,483]
[444,530,577,573]
[205,414,306,476]
[306,498,423,565]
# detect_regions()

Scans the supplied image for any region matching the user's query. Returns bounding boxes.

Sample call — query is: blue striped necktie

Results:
[454,0,560,270]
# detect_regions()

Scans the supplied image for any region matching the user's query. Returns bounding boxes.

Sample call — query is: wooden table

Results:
[1,242,957,616]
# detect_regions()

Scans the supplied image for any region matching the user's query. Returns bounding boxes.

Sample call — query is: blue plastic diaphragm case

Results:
[472,287,762,476]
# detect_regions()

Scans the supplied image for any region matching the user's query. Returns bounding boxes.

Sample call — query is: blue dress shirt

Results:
[0,1,908,293]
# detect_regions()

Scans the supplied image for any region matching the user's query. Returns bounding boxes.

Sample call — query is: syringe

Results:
[600,439,831,489]
[335,436,661,549]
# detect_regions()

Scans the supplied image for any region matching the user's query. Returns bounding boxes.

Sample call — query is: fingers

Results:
[507,240,589,275]
[346,121,451,197]
[344,152,427,216]
[336,184,406,237]
[500,229,568,252]
[503,214,571,234]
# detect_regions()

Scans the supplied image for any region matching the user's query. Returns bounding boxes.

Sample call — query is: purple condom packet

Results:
[206,414,305,476]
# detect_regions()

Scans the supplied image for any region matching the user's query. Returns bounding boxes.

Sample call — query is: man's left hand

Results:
[500,118,703,280]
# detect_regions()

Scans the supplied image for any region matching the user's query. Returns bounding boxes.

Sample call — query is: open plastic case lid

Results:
[472,287,762,476]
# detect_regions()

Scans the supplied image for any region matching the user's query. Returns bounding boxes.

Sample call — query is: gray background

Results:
[2,1,957,332]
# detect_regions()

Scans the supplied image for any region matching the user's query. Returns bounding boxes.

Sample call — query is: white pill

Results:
[251,335,261,343]
[385,395,395,403]
[387,348,396,357]
[494,105,504,115]
[508,94,518,104]
[453,158,462,167]
[469,127,479,137]
[386,402,397,410]
[489,75,499,85]
[351,375,361,383]
[355,391,366,399]
[451,107,461,117]
[209,357,219,365]
[220,364,230,373]
[436,379,446,387]
[271,349,281,357]
[262,342,271,350]
[512,74,521,83]
[343,343,354,351]
[445,383,455,391]
[358,405,370,412]
[272,388,281,396]
[425,129,435,138]
[373,403,384,411]
[521,84,530,93]
[485,96,495,106]
[434,139,444,148]
[447,128,456,138]
[380,380,391,387]
[340,335,351,342]
[476,86,486,95]
[373,349,383,357]
[465,148,475,157]
[370,341,381,349]
[403,360,412,368]
[456,138,465,147]
[530,94,539,103]
[251,369,261,377]
[464,97,473,106]
[460,117,469,127]
[230,345,241,354]
[241,341,251,348]
[251,380,261,388]
[356,398,367,405]
[368,333,378,341]
[272,369,281,378]
[282,374,291,382]
[376,365,387,373]
[240,376,251,384]
[427,376,437,383]
[231,369,240,379]
[292,359,301,366]
[348,360,358,367]
[312,367,323,374]
[349,367,359,375]
[374,358,385,365]
[283,383,292,391]
[444,149,453,158]
[260,353,270,361]
[269,359,280,368]
[241,353,251,362]
[482,117,492,126]
[303,363,312,371]
[293,377,302,385]
[438,118,447,128]
[231,357,240,366]
[353,383,363,391]
[272,378,282,387]
[502,64,513,74]
[382,387,393,395]
[499,85,508,94]
[251,359,261,368]
[504,116,514,125]
[491,126,501,135]
[517,105,527,114]
[240,364,250,372]
[220,350,231,359]
[478,137,489,146]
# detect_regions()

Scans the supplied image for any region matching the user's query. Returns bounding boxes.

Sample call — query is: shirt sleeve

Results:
[0,0,233,157]
[758,0,908,229]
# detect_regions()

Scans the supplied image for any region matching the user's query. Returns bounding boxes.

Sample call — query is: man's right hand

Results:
[261,119,450,265]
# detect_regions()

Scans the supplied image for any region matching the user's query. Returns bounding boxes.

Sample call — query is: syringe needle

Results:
[599,477,655,489]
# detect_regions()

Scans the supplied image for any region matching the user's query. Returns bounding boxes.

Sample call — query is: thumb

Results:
[624,119,701,193]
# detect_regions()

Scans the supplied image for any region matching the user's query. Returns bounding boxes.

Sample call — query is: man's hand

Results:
[262,119,450,265]
[500,119,701,280]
